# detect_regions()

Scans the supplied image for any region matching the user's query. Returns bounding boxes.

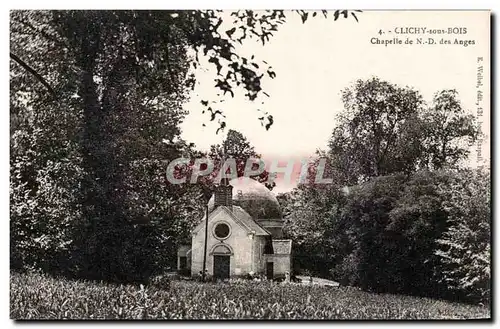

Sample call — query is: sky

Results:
[180,11,491,193]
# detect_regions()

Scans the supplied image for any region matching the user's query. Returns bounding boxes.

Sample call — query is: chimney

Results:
[214,178,233,209]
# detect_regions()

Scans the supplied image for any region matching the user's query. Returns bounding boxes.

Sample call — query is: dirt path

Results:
[296,276,340,287]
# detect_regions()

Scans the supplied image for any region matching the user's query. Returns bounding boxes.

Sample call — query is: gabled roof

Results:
[191,206,270,237]
[271,239,292,255]
[231,206,270,236]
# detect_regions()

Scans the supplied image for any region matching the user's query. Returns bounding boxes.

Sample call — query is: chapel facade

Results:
[177,177,292,280]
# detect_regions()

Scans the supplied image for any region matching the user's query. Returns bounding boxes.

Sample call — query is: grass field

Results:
[10,271,490,320]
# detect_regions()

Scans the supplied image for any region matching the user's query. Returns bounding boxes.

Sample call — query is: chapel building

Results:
[177,177,292,280]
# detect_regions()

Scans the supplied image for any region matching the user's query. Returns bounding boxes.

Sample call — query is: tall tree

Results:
[328,77,426,184]
[207,129,275,189]
[10,10,84,272]
[10,10,359,280]
[327,77,479,185]
[285,77,480,286]
[10,11,193,279]
[421,90,480,169]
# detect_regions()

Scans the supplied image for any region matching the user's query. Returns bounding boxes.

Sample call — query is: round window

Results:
[214,223,230,239]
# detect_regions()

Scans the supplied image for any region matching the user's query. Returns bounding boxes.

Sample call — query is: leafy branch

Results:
[10,52,56,99]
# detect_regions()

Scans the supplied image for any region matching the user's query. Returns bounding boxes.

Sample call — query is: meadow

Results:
[10,271,490,320]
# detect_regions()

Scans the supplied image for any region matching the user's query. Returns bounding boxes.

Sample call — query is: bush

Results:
[149,275,171,290]
[330,169,490,303]
[69,223,175,283]
[434,169,491,304]
[10,156,83,274]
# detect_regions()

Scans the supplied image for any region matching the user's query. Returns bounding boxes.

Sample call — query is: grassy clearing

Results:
[10,271,490,320]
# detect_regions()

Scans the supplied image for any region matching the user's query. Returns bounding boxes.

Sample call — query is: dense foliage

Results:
[435,169,491,303]
[10,10,199,281]
[10,10,358,282]
[328,78,478,185]
[284,78,488,304]
[10,272,490,320]
[286,169,490,304]
[11,10,489,312]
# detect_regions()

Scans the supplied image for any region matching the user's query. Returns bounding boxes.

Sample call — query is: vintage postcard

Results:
[9,9,491,320]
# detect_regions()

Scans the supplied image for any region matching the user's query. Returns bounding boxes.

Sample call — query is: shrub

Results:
[434,169,491,303]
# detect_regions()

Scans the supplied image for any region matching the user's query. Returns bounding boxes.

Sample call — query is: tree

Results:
[332,171,462,296]
[327,77,478,185]
[10,11,193,280]
[285,164,490,304]
[329,77,426,184]
[10,10,84,273]
[10,10,360,280]
[12,10,360,131]
[282,154,347,277]
[383,170,454,296]
[206,129,275,189]
[284,77,481,293]
[421,90,480,169]
[435,169,490,303]
[282,185,345,277]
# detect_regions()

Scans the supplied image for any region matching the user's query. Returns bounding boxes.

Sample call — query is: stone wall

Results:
[264,254,291,277]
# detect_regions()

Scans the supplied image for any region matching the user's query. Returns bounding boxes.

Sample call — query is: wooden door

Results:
[213,255,230,280]
[179,256,187,270]
[266,262,274,280]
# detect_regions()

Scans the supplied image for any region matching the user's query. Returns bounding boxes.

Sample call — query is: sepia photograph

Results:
[8,7,491,320]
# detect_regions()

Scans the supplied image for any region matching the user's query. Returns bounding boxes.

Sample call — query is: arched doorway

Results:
[211,244,232,280]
